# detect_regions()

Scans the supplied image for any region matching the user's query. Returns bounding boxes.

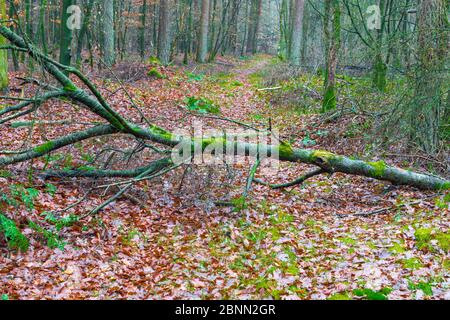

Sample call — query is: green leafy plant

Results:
[184,96,220,114]
[45,183,57,196]
[147,67,165,79]
[408,281,433,297]
[353,287,392,300]
[0,213,29,251]
[147,56,161,65]
[29,221,66,250]
[41,212,79,231]
[8,185,40,211]
[185,71,204,82]
[327,292,351,300]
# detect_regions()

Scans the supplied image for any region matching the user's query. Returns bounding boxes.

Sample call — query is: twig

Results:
[254,168,325,189]
[257,86,282,91]
[344,194,440,217]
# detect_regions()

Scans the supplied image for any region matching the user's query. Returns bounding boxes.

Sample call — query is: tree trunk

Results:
[410,0,448,154]
[322,0,341,113]
[59,0,74,69]
[7,1,18,71]
[289,0,305,66]
[371,0,387,92]
[139,0,147,60]
[0,0,7,91]
[300,1,309,65]
[38,0,48,56]
[246,0,262,55]
[197,0,210,62]
[76,0,95,67]
[157,0,171,65]
[102,0,115,67]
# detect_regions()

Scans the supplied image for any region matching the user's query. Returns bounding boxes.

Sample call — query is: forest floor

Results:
[0,55,449,300]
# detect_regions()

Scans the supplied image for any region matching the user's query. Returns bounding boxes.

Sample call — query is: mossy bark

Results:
[0,0,8,91]
[322,0,341,113]
[372,53,387,92]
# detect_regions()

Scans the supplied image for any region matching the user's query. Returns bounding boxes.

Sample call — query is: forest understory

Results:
[1,55,448,300]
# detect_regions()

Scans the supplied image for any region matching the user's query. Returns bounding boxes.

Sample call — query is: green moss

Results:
[63,83,78,92]
[277,142,294,158]
[147,56,162,65]
[322,85,336,113]
[436,232,450,252]
[367,161,387,178]
[147,68,165,79]
[402,257,423,270]
[439,182,450,190]
[414,228,434,251]
[310,150,336,162]
[148,125,173,141]
[34,141,55,154]
[389,241,406,255]
[443,259,450,270]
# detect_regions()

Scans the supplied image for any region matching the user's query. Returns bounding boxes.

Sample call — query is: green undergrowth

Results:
[184,96,220,114]
[0,183,76,252]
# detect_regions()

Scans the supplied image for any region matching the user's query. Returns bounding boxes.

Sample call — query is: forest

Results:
[0,0,448,301]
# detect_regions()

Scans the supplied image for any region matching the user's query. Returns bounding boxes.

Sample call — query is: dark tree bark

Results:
[157,0,171,65]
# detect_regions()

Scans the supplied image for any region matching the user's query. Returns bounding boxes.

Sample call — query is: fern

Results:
[29,221,66,250]
[41,212,79,231]
[0,213,29,252]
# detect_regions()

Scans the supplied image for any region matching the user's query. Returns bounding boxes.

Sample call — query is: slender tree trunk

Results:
[372,0,387,92]
[102,0,115,67]
[289,0,305,66]
[38,0,48,55]
[76,0,95,67]
[254,0,263,53]
[139,0,147,60]
[246,0,256,54]
[157,0,171,65]
[197,0,210,62]
[8,2,18,71]
[246,0,262,54]
[278,0,289,59]
[59,0,74,70]
[300,1,309,65]
[25,0,34,72]
[0,0,7,91]
[322,0,341,113]
[183,0,193,64]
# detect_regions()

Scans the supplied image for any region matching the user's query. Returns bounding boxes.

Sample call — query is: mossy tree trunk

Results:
[59,0,74,69]
[322,0,341,113]
[0,0,8,92]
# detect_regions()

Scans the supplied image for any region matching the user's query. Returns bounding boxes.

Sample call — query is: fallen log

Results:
[0,25,449,193]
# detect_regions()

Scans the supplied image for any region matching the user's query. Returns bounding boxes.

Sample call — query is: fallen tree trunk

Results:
[0,25,449,193]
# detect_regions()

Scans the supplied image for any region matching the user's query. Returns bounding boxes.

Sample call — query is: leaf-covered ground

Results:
[0,55,449,300]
